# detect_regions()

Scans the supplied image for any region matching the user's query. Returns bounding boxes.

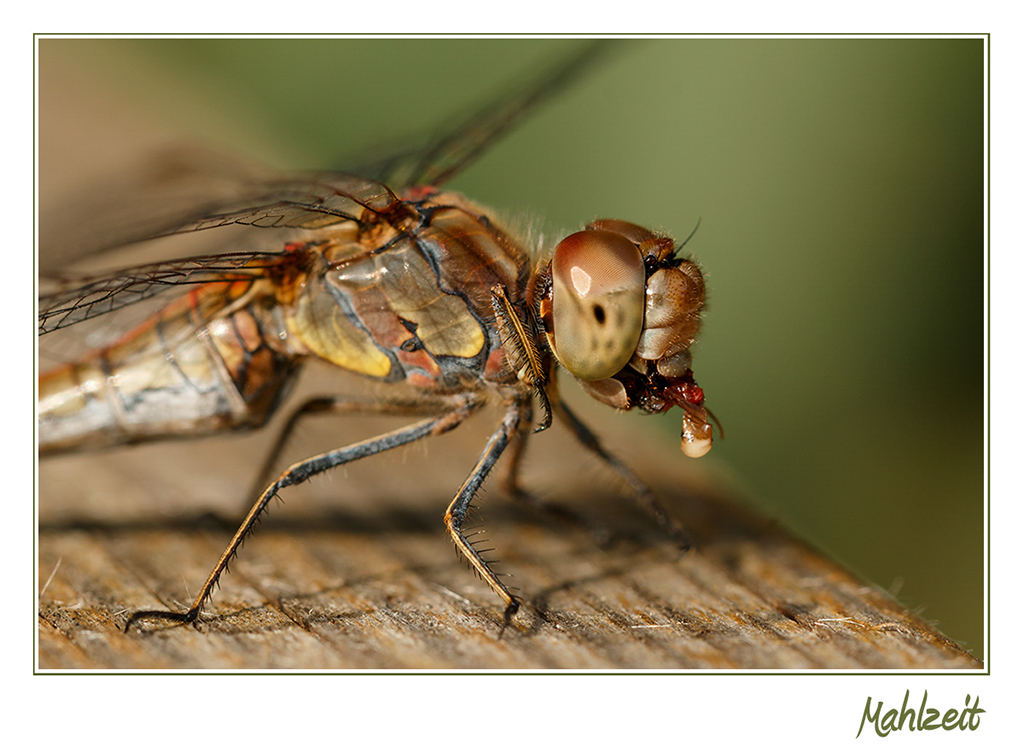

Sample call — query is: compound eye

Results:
[551,229,645,381]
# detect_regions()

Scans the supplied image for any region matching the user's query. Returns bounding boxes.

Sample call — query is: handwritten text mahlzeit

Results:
[857,691,984,737]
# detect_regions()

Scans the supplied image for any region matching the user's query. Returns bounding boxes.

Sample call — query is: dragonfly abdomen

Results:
[39,280,300,455]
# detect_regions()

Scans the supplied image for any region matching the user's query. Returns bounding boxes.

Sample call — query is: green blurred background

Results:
[38,37,985,657]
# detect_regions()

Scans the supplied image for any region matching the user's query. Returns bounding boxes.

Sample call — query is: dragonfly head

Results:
[536,219,714,457]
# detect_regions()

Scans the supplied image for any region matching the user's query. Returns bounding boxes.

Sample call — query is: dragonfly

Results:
[38,43,715,632]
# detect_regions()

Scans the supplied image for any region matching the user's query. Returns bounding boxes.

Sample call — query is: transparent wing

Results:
[39,250,294,335]
[359,40,614,190]
[41,41,614,273]
[41,167,401,277]
[39,41,618,342]
[169,173,400,233]
[122,42,613,236]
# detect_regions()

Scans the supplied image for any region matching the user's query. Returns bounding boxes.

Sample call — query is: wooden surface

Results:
[37,381,980,671]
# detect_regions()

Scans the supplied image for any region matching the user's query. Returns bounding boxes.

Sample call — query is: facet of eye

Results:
[551,229,645,381]
[586,219,674,264]
[585,219,657,245]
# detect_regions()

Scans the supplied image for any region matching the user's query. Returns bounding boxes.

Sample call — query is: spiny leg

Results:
[553,399,692,551]
[445,397,527,632]
[125,397,482,632]
[248,394,469,503]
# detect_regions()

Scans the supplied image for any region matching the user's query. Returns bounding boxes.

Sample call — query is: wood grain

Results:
[37,377,980,671]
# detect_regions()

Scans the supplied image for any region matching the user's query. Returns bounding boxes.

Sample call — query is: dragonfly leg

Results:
[553,399,692,551]
[248,394,471,504]
[497,406,607,536]
[444,397,527,632]
[125,396,483,632]
[497,399,532,500]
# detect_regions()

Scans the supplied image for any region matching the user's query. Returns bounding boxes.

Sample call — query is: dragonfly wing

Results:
[172,173,400,233]
[40,42,616,273]
[42,159,401,276]
[40,144,280,274]
[39,251,294,335]
[355,41,616,190]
